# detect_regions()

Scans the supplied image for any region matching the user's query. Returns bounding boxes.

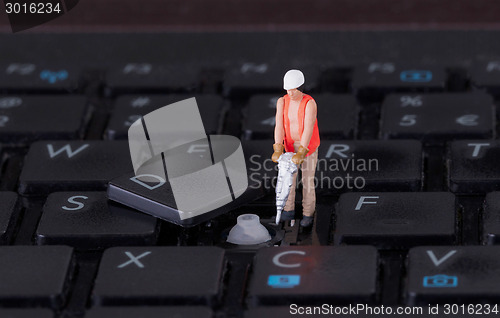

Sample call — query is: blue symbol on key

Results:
[267,275,301,288]
[400,70,432,82]
[423,274,458,288]
[40,70,69,84]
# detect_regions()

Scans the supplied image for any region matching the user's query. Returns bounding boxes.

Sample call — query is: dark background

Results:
[1,0,500,33]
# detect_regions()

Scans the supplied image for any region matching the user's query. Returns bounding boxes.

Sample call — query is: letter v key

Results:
[426,250,457,267]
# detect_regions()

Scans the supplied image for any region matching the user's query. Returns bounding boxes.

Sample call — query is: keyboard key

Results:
[406,246,500,305]
[0,63,80,92]
[92,247,225,306]
[482,192,500,244]
[352,63,446,99]
[0,309,53,318]
[0,95,89,143]
[334,192,456,248]
[86,307,212,318]
[381,93,494,143]
[471,60,500,95]
[19,141,131,195]
[247,246,378,305]
[105,63,198,96]
[224,63,319,97]
[448,140,500,193]
[317,140,423,193]
[105,94,224,139]
[36,192,158,249]
[242,94,357,140]
[0,192,19,245]
[0,246,74,308]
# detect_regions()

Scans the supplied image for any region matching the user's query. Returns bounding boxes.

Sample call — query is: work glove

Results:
[292,145,309,165]
[271,143,285,163]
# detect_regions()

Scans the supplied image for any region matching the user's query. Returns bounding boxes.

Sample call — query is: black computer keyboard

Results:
[1,30,500,318]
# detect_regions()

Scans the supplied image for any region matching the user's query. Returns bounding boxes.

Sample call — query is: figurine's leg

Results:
[301,148,318,217]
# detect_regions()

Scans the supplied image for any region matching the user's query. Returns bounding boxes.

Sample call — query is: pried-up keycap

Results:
[247,246,378,306]
[105,94,224,139]
[448,140,500,193]
[242,94,357,140]
[92,247,225,306]
[0,246,74,308]
[19,141,131,195]
[334,193,456,249]
[0,95,89,143]
[36,192,158,249]
[105,63,199,96]
[317,140,423,193]
[0,192,19,245]
[406,246,500,305]
[381,93,494,143]
[352,63,446,99]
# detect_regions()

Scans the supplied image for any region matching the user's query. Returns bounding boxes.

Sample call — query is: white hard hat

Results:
[283,69,305,90]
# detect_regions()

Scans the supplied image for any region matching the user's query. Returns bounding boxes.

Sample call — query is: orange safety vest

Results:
[283,94,320,156]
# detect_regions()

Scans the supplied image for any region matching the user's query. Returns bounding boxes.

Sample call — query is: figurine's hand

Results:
[291,146,309,165]
[271,143,284,163]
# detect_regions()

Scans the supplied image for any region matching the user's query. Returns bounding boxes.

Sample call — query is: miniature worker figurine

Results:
[272,69,320,227]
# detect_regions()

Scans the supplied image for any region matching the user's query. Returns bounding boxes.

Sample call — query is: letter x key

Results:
[117,251,151,269]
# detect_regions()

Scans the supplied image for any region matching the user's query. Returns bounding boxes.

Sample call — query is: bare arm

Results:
[300,99,317,149]
[274,97,285,144]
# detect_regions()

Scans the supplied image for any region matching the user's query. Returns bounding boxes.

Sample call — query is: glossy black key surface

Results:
[92,247,225,306]
[0,63,80,92]
[406,246,500,305]
[19,141,131,195]
[0,246,73,308]
[352,63,446,98]
[105,63,198,96]
[224,63,319,97]
[105,94,224,139]
[242,94,357,140]
[381,93,494,142]
[0,192,19,245]
[448,140,500,193]
[334,192,456,248]
[482,192,500,244]
[0,309,54,318]
[471,60,500,95]
[317,140,423,193]
[0,95,88,143]
[86,307,213,318]
[247,246,378,306]
[36,192,158,249]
